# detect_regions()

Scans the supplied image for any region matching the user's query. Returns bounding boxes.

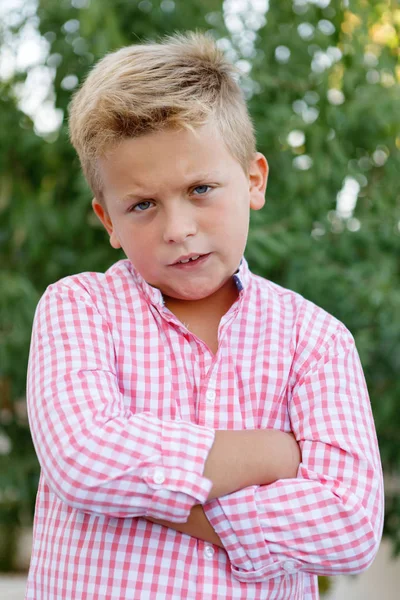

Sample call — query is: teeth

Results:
[179,255,200,264]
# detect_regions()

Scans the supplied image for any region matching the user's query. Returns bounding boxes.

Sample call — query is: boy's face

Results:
[93,120,268,303]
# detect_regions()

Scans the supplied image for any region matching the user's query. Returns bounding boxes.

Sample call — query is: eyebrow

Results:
[119,172,221,202]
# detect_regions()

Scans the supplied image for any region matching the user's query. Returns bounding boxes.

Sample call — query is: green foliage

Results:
[247,0,400,476]
[318,574,332,595]
[245,0,400,549]
[1,0,399,570]
[0,0,226,571]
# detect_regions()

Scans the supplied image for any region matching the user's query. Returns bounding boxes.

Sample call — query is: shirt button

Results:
[282,560,298,574]
[153,470,165,485]
[204,545,215,559]
[206,390,216,402]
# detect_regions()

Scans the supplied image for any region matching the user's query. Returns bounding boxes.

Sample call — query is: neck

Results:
[163,278,239,355]
[163,277,239,320]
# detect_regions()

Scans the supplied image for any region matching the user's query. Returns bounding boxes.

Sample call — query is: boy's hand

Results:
[288,432,302,470]
[147,504,224,548]
[146,429,301,548]
[203,428,301,501]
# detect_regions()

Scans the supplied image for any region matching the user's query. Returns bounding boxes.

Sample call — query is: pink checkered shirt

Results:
[26,258,383,599]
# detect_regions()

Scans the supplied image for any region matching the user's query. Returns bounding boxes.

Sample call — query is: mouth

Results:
[169,253,211,268]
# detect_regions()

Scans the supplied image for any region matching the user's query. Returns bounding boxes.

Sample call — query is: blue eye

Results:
[193,185,211,195]
[132,201,152,212]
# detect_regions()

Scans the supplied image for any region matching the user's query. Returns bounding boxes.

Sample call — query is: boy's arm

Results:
[27,281,298,526]
[27,282,215,523]
[146,429,301,547]
[202,325,384,582]
[202,429,301,501]
[148,504,224,548]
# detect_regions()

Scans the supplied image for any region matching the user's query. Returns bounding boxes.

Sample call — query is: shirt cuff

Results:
[144,419,215,522]
[205,486,288,582]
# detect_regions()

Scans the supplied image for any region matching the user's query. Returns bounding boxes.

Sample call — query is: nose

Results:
[162,202,197,244]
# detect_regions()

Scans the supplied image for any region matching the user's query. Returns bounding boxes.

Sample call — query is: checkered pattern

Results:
[26,258,383,599]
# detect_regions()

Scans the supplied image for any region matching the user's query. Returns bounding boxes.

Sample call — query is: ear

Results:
[92,198,121,249]
[249,152,268,211]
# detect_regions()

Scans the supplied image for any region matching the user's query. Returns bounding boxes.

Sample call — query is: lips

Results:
[171,253,205,265]
[168,253,211,269]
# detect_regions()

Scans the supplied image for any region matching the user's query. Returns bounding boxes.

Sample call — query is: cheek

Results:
[117,225,143,257]
[208,195,247,227]
[224,204,250,236]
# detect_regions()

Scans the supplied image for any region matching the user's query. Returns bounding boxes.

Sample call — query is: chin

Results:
[166,285,216,302]
[174,291,213,302]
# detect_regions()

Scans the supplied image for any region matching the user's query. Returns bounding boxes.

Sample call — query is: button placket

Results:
[153,470,166,485]
[205,389,216,403]
[204,545,215,559]
[282,560,298,574]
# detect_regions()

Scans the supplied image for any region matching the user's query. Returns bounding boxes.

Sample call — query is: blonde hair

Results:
[69,31,256,198]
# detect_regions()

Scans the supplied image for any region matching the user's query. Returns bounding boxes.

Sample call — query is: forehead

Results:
[98,122,242,196]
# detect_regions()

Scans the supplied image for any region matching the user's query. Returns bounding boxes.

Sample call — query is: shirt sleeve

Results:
[204,324,384,582]
[27,281,215,522]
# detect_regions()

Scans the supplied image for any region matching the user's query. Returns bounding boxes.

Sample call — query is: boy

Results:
[26,32,383,599]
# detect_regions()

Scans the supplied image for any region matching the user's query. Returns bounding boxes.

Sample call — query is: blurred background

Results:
[0,0,399,598]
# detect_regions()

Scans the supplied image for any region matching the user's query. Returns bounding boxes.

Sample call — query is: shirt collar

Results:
[233,256,251,292]
[128,256,251,308]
